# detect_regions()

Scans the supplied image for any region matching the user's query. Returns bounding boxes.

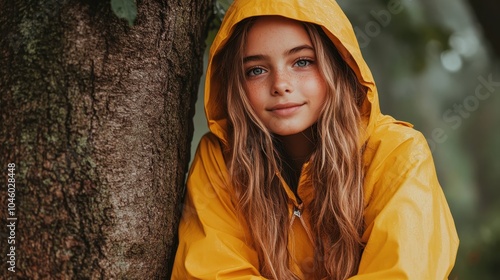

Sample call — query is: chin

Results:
[271,128,309,136]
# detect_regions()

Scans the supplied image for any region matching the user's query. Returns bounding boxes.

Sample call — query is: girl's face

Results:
[243,16,327,136]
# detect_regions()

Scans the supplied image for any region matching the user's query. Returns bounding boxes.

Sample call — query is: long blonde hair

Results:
[214,16,366,279]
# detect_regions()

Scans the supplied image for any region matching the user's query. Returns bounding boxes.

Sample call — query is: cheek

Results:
[245,84,266,109]
[305,75,327,100]
[308,76,328,115]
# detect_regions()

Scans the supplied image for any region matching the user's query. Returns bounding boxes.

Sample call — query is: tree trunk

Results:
[0,0,212,278]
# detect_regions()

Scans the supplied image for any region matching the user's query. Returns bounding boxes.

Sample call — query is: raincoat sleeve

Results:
[352,125,459,279]
[172,133,265,279]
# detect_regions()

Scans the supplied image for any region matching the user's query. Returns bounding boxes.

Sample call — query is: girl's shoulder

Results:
[197,132,223,149]
[364,114,429,159]
[188,132,232,195]
[191,132,230,171]
[363,114,435,181]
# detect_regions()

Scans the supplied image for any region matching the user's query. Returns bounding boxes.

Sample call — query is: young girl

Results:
[172,0,459,279]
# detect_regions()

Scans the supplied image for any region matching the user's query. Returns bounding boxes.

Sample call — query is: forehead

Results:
[244,16,312,53]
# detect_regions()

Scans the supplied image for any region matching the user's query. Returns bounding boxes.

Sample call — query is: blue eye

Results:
[247,67,266,76]
[295,59,312,67]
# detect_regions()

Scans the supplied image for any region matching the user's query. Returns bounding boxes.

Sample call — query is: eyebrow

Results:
[243,44,315,64]
[286,44,314,56]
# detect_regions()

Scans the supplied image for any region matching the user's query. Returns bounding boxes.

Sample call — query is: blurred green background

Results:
[191,0,500,278]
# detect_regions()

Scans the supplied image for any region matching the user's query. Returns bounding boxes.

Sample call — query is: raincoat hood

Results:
[205,0,379,144]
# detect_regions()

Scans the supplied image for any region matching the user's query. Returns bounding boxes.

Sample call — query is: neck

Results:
[277,127,316,170]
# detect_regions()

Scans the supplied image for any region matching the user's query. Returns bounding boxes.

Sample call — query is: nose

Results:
[271,70,293,96]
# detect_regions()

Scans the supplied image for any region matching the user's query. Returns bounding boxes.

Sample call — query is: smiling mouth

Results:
[268,102,305,116]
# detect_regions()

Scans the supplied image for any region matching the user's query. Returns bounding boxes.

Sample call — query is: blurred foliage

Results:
[110,0,137,26]
[206,0,232,45]
[196,0,500,278]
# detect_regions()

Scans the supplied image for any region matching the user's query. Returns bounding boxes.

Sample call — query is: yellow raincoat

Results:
[172,0,459,278]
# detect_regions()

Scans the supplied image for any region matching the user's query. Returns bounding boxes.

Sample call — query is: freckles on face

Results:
[242,16,327,136]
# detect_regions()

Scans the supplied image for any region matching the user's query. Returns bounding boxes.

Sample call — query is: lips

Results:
[267,102,305,116]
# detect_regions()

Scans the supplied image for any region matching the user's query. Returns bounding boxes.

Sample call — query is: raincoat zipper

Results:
[289,203,315,245]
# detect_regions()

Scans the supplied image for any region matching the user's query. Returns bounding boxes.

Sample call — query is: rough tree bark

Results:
[0,0,212,278]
